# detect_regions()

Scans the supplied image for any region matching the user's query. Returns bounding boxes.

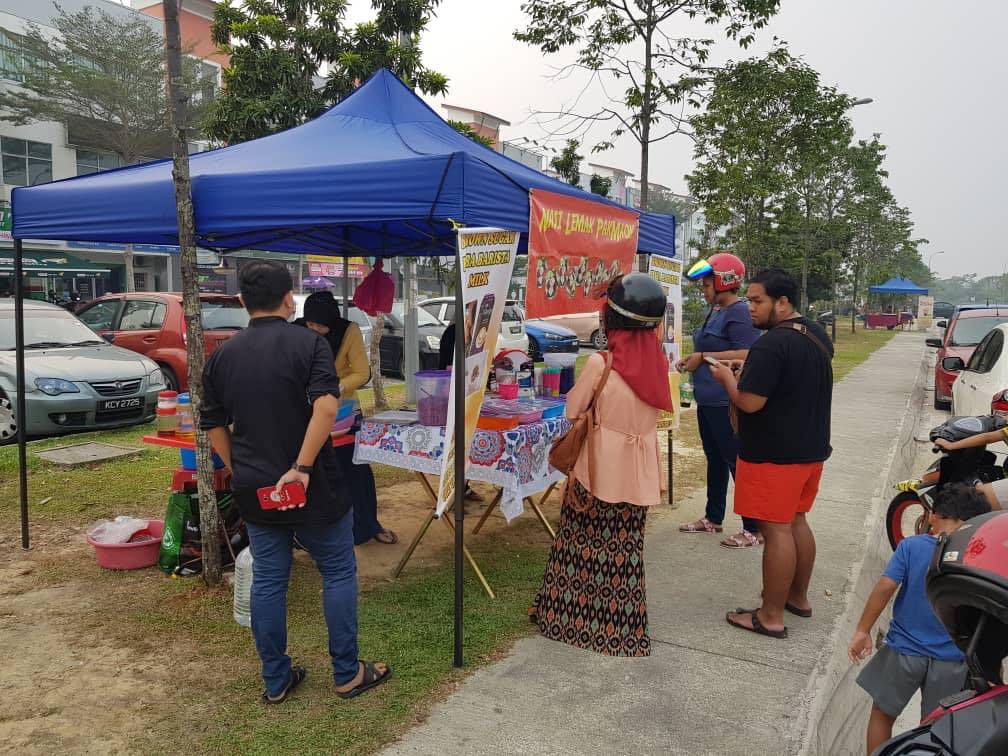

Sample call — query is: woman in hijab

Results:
[298,291,397,545]
[530,273,673,657]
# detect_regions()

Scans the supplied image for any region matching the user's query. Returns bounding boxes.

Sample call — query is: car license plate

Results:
[98,397,143,411]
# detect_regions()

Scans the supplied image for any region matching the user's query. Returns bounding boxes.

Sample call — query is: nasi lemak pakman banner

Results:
[525,189,640,318]
[435,228,519,517]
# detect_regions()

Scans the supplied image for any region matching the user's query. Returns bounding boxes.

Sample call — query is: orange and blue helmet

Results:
[686,252,746,292]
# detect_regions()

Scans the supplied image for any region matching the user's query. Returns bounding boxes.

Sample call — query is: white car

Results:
[419,296,529,355]
[951,323,1008,452]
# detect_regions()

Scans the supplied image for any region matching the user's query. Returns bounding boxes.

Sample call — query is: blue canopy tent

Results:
[10,69,675,665]
[12,68,675,257]
[868,277,929,296]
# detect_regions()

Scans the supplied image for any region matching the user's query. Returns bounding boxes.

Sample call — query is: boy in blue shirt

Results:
[848,483,991,755]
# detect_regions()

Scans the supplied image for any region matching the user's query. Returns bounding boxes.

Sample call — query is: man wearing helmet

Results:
[678,252,763,548]
[708,267,834,640]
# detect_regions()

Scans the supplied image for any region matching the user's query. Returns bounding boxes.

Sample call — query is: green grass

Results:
[830,326,897,381]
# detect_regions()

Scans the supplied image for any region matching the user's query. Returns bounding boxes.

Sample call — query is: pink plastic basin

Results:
[87,519,164,570]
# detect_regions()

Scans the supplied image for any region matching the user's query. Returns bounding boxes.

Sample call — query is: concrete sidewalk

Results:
[384,333,928,756]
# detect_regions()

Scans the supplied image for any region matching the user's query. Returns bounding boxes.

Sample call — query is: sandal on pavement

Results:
[262,666,307,704]
[336,660,392,700]
[726,609,788,639]
[679,517,723,534]
[785,602,813,618]
[720,530,764,549]
[374,529,398,545]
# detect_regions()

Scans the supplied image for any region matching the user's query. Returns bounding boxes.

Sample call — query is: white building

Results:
[0,0,223,299]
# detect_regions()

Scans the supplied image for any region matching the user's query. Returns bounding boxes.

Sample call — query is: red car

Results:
[928,306,1008,410]
[76,293,248,391]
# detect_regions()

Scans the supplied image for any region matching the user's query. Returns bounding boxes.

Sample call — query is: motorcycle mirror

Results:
[926,337,943,348]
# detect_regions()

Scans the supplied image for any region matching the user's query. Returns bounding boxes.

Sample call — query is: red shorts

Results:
[734,459,824,524]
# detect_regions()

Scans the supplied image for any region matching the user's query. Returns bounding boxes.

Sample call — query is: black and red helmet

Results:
[928,511,1008,686]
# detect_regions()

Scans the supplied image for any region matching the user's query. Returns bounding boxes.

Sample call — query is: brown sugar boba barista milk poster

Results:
[435,228,519,517]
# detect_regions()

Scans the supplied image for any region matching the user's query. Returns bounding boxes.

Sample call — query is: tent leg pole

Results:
[453,248,465,669]
[13,239,29,550]
[667,428,676,508]
[342,255,350,317]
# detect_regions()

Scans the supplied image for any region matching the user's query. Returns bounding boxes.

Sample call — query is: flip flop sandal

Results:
[374,529,398,545]
[720,530,763,549]
[785,602,813,618]
[262,665,307,704]
[726,609,788,639]
[336,660,392,700]
[679,518,723,534]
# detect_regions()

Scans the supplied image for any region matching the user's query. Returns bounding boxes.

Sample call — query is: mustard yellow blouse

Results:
[334,322,370,402]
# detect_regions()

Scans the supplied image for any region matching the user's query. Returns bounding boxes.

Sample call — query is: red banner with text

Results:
[524,189,640,318]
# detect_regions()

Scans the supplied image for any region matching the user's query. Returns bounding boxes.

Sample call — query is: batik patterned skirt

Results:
[530,478,650,657]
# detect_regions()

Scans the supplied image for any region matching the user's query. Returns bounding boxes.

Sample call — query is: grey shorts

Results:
[856,643,968,719]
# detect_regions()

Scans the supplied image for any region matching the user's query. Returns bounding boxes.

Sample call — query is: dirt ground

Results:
[0,412,705,755]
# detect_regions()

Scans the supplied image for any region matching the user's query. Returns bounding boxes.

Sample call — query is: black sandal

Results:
[261,665,307,704]
[336,660,392,699]
[374,529,398,545]
[726,609,788,639]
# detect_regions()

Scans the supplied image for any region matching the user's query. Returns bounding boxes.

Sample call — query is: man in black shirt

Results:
[201,261,390,703]
[709,268,833,640]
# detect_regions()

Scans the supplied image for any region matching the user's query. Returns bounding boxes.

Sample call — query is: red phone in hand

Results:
[256,482,307,511]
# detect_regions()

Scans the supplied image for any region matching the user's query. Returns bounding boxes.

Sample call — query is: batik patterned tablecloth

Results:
[353,417,571,522]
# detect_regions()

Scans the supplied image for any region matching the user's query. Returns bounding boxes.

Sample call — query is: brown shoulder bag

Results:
[548,351,613,486]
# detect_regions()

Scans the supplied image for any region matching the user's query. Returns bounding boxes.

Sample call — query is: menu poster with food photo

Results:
[435,228,519,517]
[524,189,640,318]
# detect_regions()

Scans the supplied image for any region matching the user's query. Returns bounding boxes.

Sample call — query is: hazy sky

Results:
[127,0,1007,278]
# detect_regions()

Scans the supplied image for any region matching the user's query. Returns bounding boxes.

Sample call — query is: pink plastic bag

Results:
[352,259,394,316]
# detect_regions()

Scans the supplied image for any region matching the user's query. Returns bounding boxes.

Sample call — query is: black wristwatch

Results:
[292,463,313,474]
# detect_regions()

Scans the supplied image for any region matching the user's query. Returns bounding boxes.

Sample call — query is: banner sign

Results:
[524,190,639,318]
[0,204,10,242]
[307,255,369,279]
[649,255,683,428]
[435,228,519,516]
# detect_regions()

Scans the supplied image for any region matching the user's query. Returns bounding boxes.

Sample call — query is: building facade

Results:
[0,0,224,300]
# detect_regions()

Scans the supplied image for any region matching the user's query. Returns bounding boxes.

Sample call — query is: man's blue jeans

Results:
[246,510,359,697]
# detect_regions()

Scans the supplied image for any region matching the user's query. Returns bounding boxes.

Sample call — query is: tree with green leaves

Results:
[515,0,780,210]
[0,5,213,291]
[447,120,494,148]
[589,174,611,197]
[550,139,583,186]
[207,0,448,144]
[688,51,852,297]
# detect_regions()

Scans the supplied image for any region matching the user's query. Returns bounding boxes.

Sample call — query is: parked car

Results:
[292,294,374,346]
[76,293,248,391]
[927,306,1008,410]
[816,311,835,327]
[507,302,580,361]
[379,302,445,377]
[949,323,1008,456]
[420,296,529,355]
[933,301,956,320]
[537,310,607,349]
[0,299,165,443]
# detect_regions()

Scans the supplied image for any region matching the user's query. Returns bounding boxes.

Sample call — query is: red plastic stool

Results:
[171,466,232,493]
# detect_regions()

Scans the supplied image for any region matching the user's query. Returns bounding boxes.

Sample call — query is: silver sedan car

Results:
[1,299,166,443]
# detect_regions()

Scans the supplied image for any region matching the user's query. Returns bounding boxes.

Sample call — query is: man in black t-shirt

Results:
[201,261,390,704]
[709,268,833,640]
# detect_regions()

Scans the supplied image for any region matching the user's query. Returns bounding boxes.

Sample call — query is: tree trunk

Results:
[163,0,221,585]
[637,20,654,272]
[370,313,388,411]
[851,267,861,334]
[124,244,136,292]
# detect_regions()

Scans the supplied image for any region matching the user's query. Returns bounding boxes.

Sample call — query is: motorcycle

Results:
[873,509,1008,755]
[886,415,1007,550]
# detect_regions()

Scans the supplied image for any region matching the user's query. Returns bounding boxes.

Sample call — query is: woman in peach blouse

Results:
[530,273,673,657]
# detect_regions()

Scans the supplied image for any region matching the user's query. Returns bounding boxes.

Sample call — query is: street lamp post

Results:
[928,250,945,277]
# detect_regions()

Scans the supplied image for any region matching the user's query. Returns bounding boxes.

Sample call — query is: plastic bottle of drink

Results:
[176,393,195,441]
[233,546,253,627]
[680,375,694,408]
